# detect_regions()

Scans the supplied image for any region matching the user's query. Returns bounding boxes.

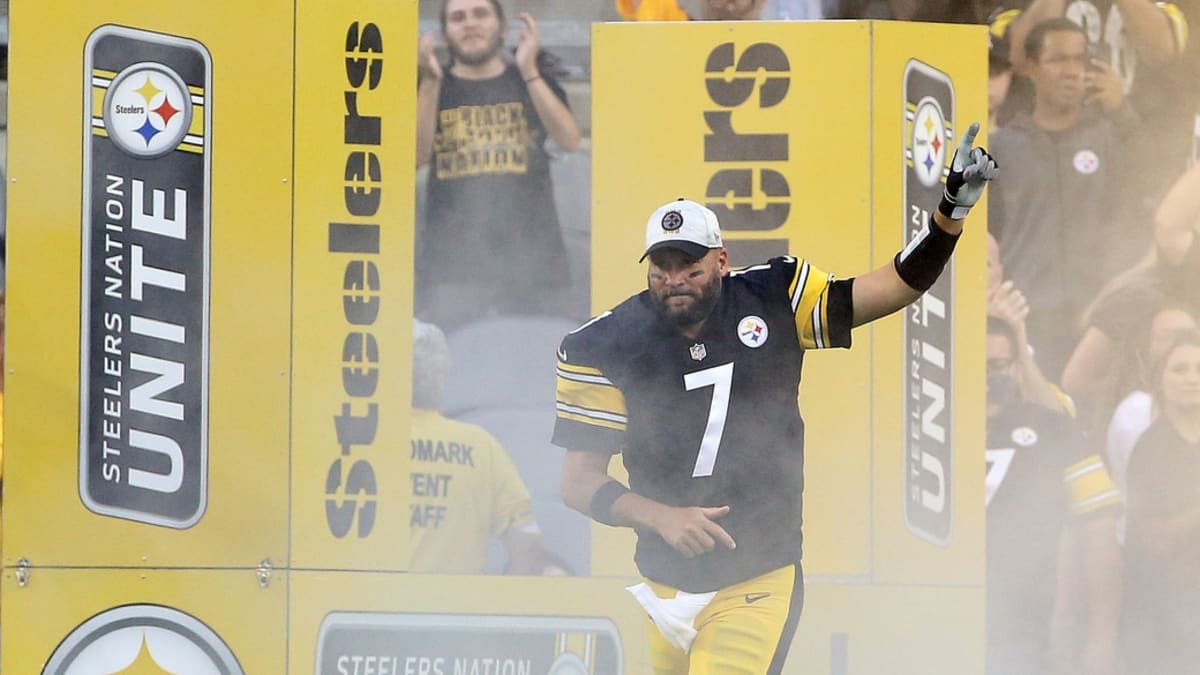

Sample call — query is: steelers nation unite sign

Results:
[902,60,956,545]
[80,26,212,528]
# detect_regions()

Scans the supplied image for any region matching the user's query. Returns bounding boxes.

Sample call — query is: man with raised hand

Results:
[416,0,580,329]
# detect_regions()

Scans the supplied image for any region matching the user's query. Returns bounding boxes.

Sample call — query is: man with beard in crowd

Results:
[416,0,580,329]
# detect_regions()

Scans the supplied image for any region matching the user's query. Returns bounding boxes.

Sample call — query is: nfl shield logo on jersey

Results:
[689,343,707,361]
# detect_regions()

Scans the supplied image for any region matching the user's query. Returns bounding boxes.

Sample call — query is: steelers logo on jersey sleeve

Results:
[737,315,769,348]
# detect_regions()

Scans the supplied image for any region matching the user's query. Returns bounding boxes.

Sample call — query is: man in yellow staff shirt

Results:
[409,319,562,575]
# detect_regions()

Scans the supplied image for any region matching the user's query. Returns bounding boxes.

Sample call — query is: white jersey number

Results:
[985,448,1016,507]
[685,363,734,477]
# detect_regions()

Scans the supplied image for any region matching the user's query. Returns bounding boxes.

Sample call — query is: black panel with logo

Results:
[901,60,955,545]
[80,26,211,528]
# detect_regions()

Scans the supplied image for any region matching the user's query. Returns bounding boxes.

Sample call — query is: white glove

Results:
[939,122,999,220]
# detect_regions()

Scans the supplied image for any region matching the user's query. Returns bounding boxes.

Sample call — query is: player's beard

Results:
[447,29,504,67]
[651,274,722,329]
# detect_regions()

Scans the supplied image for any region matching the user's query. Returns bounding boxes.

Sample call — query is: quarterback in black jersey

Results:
[552,124,997,675]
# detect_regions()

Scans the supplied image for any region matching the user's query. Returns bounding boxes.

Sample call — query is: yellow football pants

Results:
[643,564,804,675]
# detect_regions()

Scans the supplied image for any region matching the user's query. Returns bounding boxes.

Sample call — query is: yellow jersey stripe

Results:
[556,399,627,423]
[558,369,613,387]
[558,362,606,377]
[556,409,626,432]
[795,265,834,350]
[1063,455,1122,515]
[1159,3,1188,53]
[990,8,1021,38]
[556,374,626,416]
[1070,489,1123,515]
[788,258,809,312]
[1051,384,1077,418]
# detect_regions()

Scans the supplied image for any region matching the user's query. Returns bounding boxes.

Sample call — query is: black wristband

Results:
[590,480,630,527]
[937,193,960,219]
[893,211,960,292]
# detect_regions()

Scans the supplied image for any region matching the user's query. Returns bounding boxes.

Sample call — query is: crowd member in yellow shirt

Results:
[614,0,766,21]
[408,319,564,575]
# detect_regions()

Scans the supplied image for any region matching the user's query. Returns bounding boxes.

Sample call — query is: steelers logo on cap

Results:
[661,210,684,231]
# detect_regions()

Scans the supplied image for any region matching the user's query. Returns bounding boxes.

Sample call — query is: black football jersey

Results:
[552,256,853,592]
[985,402,1121,672]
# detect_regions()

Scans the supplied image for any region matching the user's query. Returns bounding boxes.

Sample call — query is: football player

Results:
[553,127,998,673]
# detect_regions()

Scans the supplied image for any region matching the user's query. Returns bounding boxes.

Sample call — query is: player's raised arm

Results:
[850,122,998,327]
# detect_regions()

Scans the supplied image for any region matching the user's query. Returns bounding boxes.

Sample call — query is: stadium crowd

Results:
[412,1,1200,673]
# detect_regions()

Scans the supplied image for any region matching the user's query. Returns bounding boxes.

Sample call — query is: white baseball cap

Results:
[640,198,724,262]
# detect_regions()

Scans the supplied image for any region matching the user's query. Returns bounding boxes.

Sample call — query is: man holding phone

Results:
[988,17,1138,380]
[1082,41,1125,114]
[991,0,1193,255]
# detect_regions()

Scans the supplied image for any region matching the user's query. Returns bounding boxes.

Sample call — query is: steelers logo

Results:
[104,62,193,159]
[911,97,948,188]
[1011,426,1039,447]
[43,604,243,675]
[661,210,684,231]
[737,315,769,348]
[1073,149,1100,175]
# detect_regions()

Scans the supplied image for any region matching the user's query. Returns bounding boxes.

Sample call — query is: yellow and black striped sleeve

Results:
[552,353,627,453]
[1158,2,1189,55]
[1062,454,1122,516]
[786,257,852,350]
[989,7,1021,41]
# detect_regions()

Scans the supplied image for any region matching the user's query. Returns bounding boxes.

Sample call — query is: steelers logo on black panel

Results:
[104,62,193,159]
[661,210,684,231]
[910,96,948,188]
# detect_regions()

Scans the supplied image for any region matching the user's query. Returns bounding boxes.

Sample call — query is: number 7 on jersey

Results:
[685,363,734,477]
